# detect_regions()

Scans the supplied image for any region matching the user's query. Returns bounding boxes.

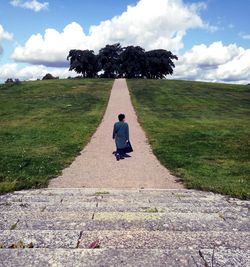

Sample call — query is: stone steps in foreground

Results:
[0,188,249,266]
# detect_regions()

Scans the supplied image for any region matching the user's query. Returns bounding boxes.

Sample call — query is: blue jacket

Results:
[112,121,129,149]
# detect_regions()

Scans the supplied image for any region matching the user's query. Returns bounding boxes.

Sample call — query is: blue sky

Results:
[0,0,250,83]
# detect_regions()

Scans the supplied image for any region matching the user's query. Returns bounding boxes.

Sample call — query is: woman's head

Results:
[118,113,125,122]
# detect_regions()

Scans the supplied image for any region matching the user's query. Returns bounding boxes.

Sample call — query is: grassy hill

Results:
[128,79,250,199]
[0,79,113,194]
[1,78,249,199]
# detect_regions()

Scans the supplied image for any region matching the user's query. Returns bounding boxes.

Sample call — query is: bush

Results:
[5,78,14,84]
[5,78,21,85]
[42,73,58,80]
[14,79,21,84]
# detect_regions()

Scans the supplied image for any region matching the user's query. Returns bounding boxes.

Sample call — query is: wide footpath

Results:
[0,79,249,266]
[49,79,182,189]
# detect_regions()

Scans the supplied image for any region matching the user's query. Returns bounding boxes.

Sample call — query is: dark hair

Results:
[118,113,125,121]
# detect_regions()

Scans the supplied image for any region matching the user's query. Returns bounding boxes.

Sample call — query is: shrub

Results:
[14,79,21,84]
[5,78,14,84]
[42,73,57,80]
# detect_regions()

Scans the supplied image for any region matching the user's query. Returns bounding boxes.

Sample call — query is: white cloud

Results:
[204,24,219,33]
[0,63,76,83]
[241,34,250,40]
[11,0,212,66]
[182,41,239,67]
[216,49,250,82]
[0,24,13,54]
[10,0,49,12]
[173,41,250,84]
[12,22,87,67]
[0,25,13,41]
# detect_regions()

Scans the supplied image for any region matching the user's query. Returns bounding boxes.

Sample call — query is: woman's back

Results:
[113,121,129,149]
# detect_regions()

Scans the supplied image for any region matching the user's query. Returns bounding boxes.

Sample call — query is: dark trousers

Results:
[116,148,126,156]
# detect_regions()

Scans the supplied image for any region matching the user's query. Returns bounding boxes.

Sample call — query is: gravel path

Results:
[49,79,183,189]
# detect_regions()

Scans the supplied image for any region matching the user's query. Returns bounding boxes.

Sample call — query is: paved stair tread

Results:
[0,248,249,267]
[1,198,248,211]
[1,211,249,232]
[0,230,249,249]
[0,188,241,200]
[1,216,249,232]
[1,189,248,212]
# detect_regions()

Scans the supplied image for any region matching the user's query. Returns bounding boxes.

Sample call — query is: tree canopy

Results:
[67,49,98,78]
[98,43,123,78]
[67,43,178,79]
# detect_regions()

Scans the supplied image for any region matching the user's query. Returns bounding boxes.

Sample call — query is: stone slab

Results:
[0,248,249,267]
[78,230,250,250]
[0,230,80,249]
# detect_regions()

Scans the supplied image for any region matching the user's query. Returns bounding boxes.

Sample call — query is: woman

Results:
[112,113,130,161]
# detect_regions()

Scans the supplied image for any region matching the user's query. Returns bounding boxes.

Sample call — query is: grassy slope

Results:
[0,79,113,194]
[128,79,250,199]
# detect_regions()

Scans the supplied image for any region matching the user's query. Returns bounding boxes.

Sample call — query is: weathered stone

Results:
[0,188,249,266]
[0,230,80,248]
[0,248,249,267]
[78,230,250,249]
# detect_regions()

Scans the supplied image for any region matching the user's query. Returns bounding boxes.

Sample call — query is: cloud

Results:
[241,34,250,40]
[173,41,250,84]
[0,63,75,83]
[216,49,250,82]
[204,24,219,33]
[12,22,87,67]
[0,24,13,54]
[10,0,49,12]
[11,0,212,67]
[182,41,239,67]
[0,25,13,41]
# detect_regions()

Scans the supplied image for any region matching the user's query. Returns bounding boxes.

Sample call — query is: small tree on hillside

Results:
[42,73,57,80]
[5,78,14,84]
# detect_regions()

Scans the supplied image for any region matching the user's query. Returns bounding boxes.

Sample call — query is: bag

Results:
[124,141,133,153]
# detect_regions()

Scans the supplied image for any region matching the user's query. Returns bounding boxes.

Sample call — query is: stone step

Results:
[1,209,249,231]
[1,217,249,232]
[1,200,248,217]
[1,217,249,233]
[0,248,249,267]
[0,230,249,250]
[0,188,244,207]
[0,188,234,203]
[1,189,248,215]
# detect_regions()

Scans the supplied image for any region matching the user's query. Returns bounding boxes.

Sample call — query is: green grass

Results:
[94,191,110,195]
[128,79,250,199]
[0,79,113,194]
[142,207,164,213]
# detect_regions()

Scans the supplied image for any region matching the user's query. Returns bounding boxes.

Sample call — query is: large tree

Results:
[67,49,98,78]
[97,43,123,78]
[119,46,146,78]
[145,49,178,79]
